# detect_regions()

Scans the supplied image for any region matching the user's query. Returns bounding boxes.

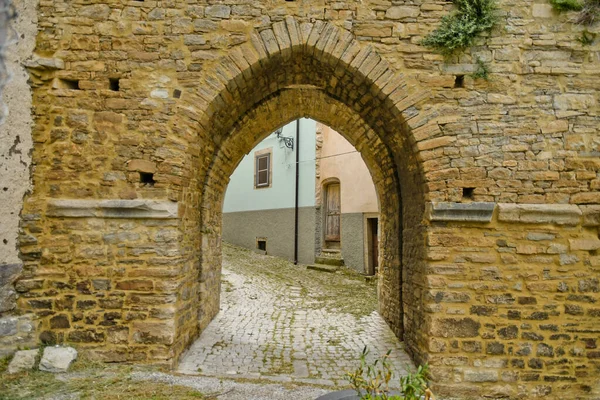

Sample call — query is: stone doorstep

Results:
[307,264,339,273]
[315,256,344,266]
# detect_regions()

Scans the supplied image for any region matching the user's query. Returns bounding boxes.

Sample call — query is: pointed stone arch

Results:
[173,18,437,367]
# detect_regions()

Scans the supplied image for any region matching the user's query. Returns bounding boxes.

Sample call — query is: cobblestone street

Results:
[178,244,413,387]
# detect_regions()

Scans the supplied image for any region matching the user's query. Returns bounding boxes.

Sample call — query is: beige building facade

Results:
[316,123,380,273]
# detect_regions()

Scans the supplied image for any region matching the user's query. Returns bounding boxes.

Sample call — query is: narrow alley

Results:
[178,244,413,387]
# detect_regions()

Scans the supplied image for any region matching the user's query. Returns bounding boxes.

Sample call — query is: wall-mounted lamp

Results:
[275,127,294,150]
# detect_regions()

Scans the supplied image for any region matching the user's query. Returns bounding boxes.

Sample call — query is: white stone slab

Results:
[426,202,496,223]
[47,199,178,219]
[8,349,38,373]
[39,346,78,373]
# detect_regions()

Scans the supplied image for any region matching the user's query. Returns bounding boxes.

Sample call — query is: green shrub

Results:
[421,0,497,57]
[345,347,432,400]
[550,0,584,11]
[550,0,600,24]
[577,0,600,24]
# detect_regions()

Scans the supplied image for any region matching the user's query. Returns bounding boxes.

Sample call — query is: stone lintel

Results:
[427,202,495,223]
[497,203,582,226]
[47,199,178,219]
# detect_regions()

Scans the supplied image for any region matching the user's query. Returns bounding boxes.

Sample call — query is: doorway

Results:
[366,217,379,276]
[324,182,341,249]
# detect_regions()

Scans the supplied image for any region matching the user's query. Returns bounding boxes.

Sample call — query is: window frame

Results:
[254,148,272,189]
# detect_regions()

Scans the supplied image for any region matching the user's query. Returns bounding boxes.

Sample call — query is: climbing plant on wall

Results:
[421,0,498,57]
[550,0,600,24]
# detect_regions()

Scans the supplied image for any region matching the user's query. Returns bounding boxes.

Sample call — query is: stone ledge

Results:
[47,200,178,219]
[497,203,582,226]
[426,202,496,223]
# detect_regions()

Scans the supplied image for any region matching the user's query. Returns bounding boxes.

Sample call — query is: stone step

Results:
[315,256,344,266]
[320,249,342,258]
[307,264,338,273]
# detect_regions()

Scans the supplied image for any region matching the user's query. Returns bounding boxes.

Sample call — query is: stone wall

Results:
[222,207,317,265]
[0,0,37,356]
[5,1,599,398]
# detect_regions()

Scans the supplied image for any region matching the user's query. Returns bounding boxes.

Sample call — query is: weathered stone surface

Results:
[427,202,495,223]
[8,349,38,373]
[0,264,21,312]
[581,206,600,226]
[0,317,18,336]
[39,346,78,373]
[46,200,178,219]
[4,2,600,399]
[569,238,600,251]
[431,318,481,338]
[497,204,582,225]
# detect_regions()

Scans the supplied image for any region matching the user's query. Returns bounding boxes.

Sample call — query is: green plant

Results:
[399,364,430,400]
[577,0,600,24]
[472,58,491,80]
[421,0,498,57]
[577,29,597,45]
[550,0,600,24]
[345,347,432,400]
[550,0,584,11]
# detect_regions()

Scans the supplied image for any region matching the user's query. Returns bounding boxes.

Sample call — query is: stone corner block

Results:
[581,205,600,227]
[39,346,78,373]
[426,202,496,223]
[497,203,582,226]
[8,349,39,374]
[47,199,179,219]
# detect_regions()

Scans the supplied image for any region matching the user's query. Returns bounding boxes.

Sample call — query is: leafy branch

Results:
[421,0,498,57]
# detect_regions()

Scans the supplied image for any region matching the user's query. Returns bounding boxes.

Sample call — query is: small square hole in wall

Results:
[257,239,267,252]
[58,79,81,90]
[173,89,182,99]
[462,187,475,201]
[139,172,155,186]
[109,78,120,92]
[454,75,465,88]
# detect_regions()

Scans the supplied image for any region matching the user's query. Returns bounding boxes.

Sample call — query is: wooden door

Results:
[325,184,341,242]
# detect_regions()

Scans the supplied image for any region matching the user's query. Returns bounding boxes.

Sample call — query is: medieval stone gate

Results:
[1,1,599,399]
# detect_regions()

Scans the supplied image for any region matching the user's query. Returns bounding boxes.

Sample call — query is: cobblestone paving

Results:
[178,244,413,387]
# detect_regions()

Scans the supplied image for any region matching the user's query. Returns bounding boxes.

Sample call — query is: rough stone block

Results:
[431,317,480,338]
[8,349,39,373]
[464,369,498,382]
[39,346,78,373]
[569,238,600,251]
[497,204,582,225]
[532,4,554,18]
[0,317,18,336]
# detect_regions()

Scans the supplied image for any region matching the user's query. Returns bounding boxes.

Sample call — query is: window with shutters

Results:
[254,149,272,189]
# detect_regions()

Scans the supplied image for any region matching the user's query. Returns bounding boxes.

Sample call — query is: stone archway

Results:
[10,2,600,398]
[172,19,433,367]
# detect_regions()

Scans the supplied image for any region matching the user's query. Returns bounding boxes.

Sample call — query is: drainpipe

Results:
[294,119,300,265]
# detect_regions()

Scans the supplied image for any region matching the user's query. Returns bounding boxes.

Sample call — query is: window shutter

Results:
[255,154,270,187]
